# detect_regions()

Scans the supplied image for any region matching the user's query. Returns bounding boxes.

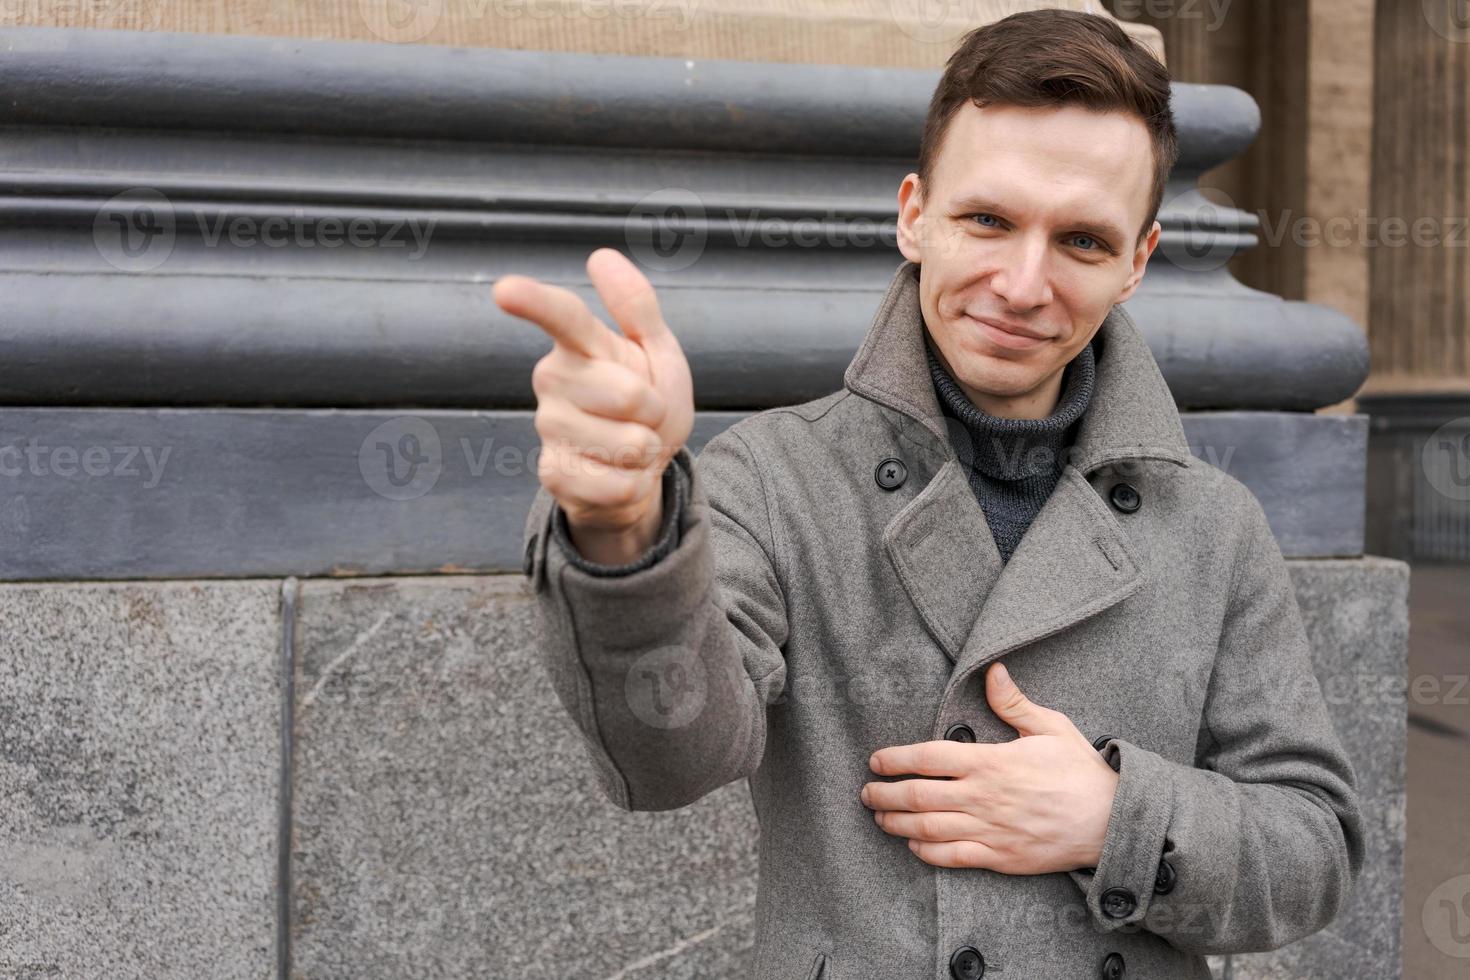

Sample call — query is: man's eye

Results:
[1070,234,1100,251]
[972,213,1001,228]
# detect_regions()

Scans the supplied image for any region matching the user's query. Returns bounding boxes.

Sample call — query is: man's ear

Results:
[896,173,924,264]
[1114,219,1161,305]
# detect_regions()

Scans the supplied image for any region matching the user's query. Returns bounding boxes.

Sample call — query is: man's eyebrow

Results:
[950,195,1127,245]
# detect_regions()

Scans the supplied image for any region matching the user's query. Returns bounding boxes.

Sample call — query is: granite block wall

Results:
[0,562,1407,979]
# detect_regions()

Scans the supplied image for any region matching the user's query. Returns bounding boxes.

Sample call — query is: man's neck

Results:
[925,332,1066,420]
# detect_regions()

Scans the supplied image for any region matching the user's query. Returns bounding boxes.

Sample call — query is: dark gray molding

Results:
[1183,411,1367,559]
[0,27,1368,413]
[0,29,1258,162]
[0,26,930,155]
[0,408,1363,582]
[0,269,891,410]
[1124,266,1371,412]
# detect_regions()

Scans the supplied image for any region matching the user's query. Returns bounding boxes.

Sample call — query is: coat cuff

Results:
[540,445,712,653]
[548,451,688,577]
[1067,736,1176,933]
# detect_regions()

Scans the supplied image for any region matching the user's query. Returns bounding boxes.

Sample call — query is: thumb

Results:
[586,248,675,351]
[986,661,1066,737]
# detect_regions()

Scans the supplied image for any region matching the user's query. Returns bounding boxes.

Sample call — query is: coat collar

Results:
[843,260,1193,680]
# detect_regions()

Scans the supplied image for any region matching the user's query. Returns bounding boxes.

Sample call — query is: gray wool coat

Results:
[520,259,1364,980]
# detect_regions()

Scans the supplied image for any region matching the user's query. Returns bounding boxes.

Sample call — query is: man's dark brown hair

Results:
[917,8,1179,247]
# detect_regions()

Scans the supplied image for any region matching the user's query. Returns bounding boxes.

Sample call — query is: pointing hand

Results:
[493,249,694,564]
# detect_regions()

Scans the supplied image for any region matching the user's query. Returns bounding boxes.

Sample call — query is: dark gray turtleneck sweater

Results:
[924,333,1096,564]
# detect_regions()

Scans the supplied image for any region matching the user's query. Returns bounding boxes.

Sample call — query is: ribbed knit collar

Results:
[923,333,1097,481]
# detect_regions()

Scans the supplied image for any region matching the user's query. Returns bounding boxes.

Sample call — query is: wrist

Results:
[567,491,664,565]
[1080,767,1120,868]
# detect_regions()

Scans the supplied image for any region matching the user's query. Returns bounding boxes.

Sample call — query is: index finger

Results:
[869,741,974,778]
[492,274,615,360]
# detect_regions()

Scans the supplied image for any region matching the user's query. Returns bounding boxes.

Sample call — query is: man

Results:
[493,9,1363,979]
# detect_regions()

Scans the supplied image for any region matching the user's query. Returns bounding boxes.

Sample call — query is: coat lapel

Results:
[880,455,1002,660]
[844,260,1192,669]
[950,465,1146,676]
[845,261,1001,661]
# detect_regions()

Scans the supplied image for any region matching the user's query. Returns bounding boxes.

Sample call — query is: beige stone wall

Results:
[1364,0,1470,394]
[1117,1,1313,307]
[1111,2,1373,316]
[0,0,1162,67]
[1112,0,1383,412]
[1117,0,1470,398]
[1304,0,1375,334]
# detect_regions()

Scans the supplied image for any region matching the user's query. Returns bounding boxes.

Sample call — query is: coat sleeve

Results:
[520,428,790,812]
[1066,484,1366,955]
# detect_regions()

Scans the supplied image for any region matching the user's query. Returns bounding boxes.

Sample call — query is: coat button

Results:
[1101,887,1137,919]
[1100,951,1126,979]
[948,945,985,980]
[1091,733,1116,752]
[1154,857,1176,895]
[1108,483,1141,513]
[944,723,976,743]
[875,457,907,490]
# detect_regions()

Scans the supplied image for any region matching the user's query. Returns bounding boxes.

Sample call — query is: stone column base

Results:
[0,561,1406,977]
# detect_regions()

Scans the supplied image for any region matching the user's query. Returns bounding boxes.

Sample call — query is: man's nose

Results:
[991,238,1053,313]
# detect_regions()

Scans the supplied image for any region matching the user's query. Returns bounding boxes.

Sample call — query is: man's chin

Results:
[949,352,1040,398]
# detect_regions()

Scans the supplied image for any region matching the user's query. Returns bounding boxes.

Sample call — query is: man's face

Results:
[897,101,1161,418]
